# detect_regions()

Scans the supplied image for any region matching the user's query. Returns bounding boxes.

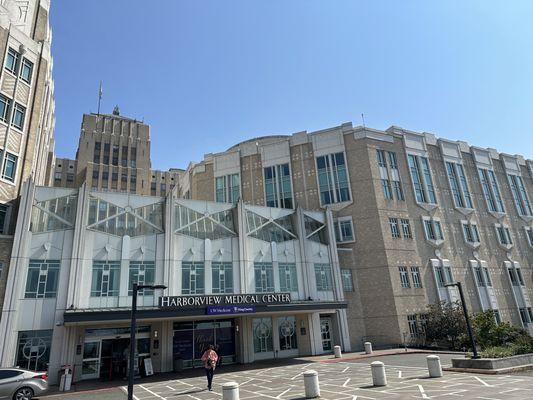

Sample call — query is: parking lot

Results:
[42,353,533,400]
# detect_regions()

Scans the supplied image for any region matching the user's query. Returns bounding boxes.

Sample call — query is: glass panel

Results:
[278,316,297,350]
[15,330,53,372]
[253,318,273,353]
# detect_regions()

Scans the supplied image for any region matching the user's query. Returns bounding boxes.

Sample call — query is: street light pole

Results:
[445,281,480,359]
[127,283,167,400]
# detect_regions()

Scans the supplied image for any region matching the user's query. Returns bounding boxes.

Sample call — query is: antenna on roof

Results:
[97,81,103,116]
[361,113,366,129]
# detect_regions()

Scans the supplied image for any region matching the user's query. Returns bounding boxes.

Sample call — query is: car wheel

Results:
[13,387,34,400]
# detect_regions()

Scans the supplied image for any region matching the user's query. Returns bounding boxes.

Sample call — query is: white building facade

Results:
[0,181,350,382]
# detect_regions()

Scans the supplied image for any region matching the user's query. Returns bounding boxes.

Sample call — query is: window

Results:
[400,219,412,239]
[254,262,274,293]
[215,173,240,203]
[20,58,33,83]
[2,152,18,182]
[493,309,502,324]
[0,204,7,234]
[54,172,62,182]
[253,317,273,353]
[278,316,297,350]
[516,268,525,286]
[423,218,444,241]
[334,218,354,242]
[0,370,23,379]
[5,48,19,74]
[445,162,473,208]
[66,173,74,182]
[411,267,422,288]
[495,224,513,246]
[408,154,437,204]
[475,265,492,288]
[101,170,108,181]
[508,174,532,216]
[519,308,529,325]
[0,95,10,122]
[507,267,523,287]
[264,163,293,208]
[407,315,419,337]
[128,261,155,296]
[130,147,137,168]
[478,168,505,213]
[341,269,354,292]
[279,263,298,292]
[212,262,233,294]
[508,268,518,286]
[121,146,128,166]
[435,265,453,287]
[12,103,26,130]
[389,217,400,238]
[0,262,3,279]
[462,222,480,243]
[376,150,404,201]
[91,261,120,297]
[93,142,101,163]
[15,330,53,371]
[316,152,350,205]
[315,263,333,291]
[399,267,410,288]
[24,260,60,298]
[182,262,205,294]
[525,227,533,247]
[111,145,119,166]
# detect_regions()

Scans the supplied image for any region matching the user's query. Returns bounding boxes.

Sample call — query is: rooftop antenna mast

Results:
[97,81,103,115]
[361,113,366,129]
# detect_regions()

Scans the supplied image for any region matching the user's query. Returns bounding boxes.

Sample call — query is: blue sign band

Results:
[207,304,256,315]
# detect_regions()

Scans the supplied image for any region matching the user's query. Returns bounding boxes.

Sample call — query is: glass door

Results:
[320,318,332,351]
[82,340,101,380]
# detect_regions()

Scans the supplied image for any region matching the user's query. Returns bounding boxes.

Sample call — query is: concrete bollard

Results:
[222,381,239,400]
[303,370,320,398]
[371,361,387,386]
[334,345,342,358]
[364,341,373,354]
[426,355,443,378]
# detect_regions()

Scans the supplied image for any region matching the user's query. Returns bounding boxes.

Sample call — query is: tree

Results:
[472,310,527,349]
[424,301,468,350]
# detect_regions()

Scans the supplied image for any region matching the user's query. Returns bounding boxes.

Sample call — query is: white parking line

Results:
[342,366,349,373]
[343,378,351,387]
[417,384,429,399]
[474,376,493,387]
[139,385,167,400]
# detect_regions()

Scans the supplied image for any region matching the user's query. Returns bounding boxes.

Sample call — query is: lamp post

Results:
[127,283,167,400]
[444,281,480,359]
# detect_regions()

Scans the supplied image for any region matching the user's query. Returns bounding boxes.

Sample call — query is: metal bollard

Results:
[303,370,320,398]
[364,341,373,354]
[371,361,387,386]
[334,345,342,358]
[426,355,443,378]
[222,381,240,400]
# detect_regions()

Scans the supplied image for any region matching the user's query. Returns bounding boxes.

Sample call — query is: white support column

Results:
[118,235,131,306]
[309,313,322,355]
[205,238,212,294]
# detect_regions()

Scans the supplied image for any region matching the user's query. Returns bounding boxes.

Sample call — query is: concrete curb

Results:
[320,349,464,364]
[444,364,533,375]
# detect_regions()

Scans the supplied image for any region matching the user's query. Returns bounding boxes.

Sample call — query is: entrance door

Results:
[82,340,101,380]
[100,338,129,380]
[320,318,332,352]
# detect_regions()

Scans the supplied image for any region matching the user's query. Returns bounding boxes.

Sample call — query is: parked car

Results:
[0,368,48,400]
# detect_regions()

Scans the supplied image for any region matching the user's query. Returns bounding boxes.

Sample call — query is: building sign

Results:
[159,293,291,309]
[207,305,256,315]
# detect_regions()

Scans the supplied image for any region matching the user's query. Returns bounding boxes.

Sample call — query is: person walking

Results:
[201,345,218,391]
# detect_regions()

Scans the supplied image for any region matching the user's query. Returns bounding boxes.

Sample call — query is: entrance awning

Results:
[63,301,347,324]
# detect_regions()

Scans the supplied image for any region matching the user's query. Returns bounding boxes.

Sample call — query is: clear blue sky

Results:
[50,1,533,170]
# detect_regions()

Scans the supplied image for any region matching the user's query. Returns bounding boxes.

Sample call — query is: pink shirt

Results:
[201,349,219,369]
